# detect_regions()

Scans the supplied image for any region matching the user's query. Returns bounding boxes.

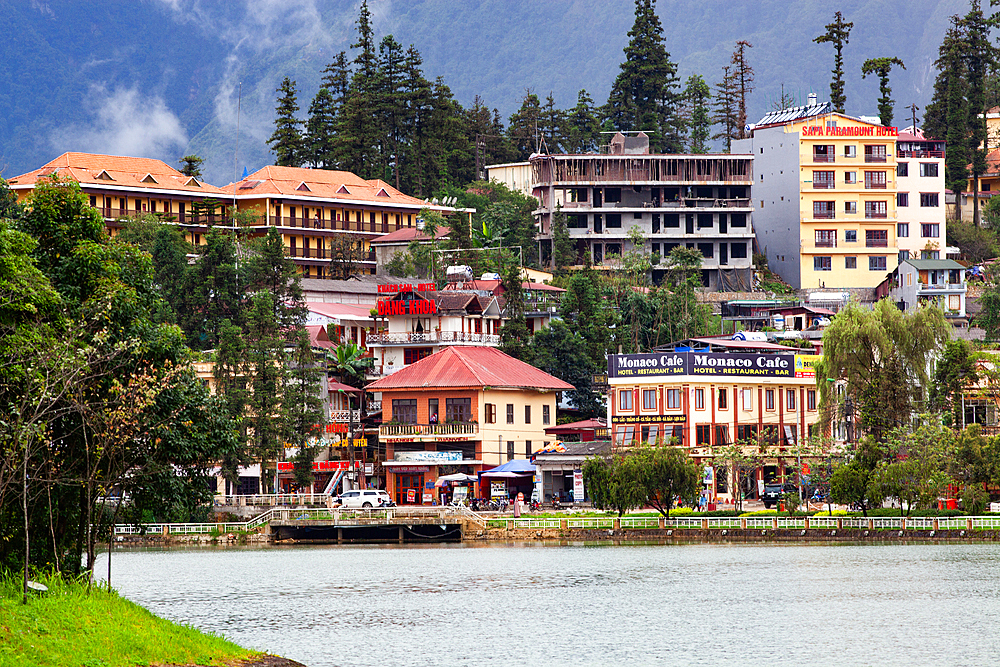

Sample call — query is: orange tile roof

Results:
[224,165,432,208]
[366,346,574,392]
[7,152,227,195]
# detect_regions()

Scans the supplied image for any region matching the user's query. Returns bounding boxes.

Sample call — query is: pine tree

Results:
[861,57,905,127]
[682,75,712,153]
[508,91,542,160]
[540,92,564,153]
[178,155,204,178]
[605,0,682,152]
[320,51,352,107]
[335,0,379,177]
[814,11,854,113]
[267,77,304,167]
[375,35,406,188]
[731,41,754,139]
[304,88,338,168]
[926,18,970,220]
[962,2,996,227]
[712,65,739,152]
[498,256,529,360]
[400,45,434,195]
[181,228,245,350]
[563,89,601,153]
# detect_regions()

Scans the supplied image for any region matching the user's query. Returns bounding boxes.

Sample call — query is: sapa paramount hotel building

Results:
[607,338,824,503]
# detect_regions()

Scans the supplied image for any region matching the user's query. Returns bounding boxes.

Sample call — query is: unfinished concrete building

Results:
[532,133,755,289]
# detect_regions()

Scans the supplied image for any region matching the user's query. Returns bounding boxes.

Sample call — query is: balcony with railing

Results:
[812,154,836,163]
[865,154,888,163]
[379,422,480,438]
[329,409,362,423]
[812,208,837,220]
[368,331,500,346]
[897,149,944,158]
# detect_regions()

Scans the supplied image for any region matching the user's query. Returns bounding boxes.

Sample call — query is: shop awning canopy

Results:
[435,473,478,487]
[481,459,536,477]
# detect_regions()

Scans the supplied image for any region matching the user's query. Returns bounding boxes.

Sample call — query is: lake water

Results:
[96,541,1000,667]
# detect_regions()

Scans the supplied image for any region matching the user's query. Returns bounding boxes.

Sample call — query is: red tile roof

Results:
[224,165,433,209]
[306,325,333,349]
[366,346,574,392]
[371,226,450,244]
[8,152,227,195]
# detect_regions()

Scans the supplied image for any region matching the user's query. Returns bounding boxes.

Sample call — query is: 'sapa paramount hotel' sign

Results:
[800,125,897,137]
[608,352,796,379]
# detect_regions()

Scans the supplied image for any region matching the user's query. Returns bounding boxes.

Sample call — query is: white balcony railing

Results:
[329,409,362,423]
[379,422,480,438]
[369,331,501,345]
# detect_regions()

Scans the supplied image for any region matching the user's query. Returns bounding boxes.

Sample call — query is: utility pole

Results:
[908,103,919,132]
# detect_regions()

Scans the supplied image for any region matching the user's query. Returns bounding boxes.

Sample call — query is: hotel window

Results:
[815,229,836,247]
[813,145,835,162]
[920,193,940,207]
[845,230,857,243]
[507,441,514,461]
[869,256,887,271]
[642,389,657,410]
[666,388,680,410]
[787,389,796,411]
[507,403,515,423]
[813,201,836,219]
[898,250,910,263]
[844,145,857,158]
[543,404,550,425]
[845,256,857,269]
[807,390,817,411]
[897,192,909,207]
[864,144,887,162]
[446,397,471,422]
[897,162,909,177]
[845,171,857,184]
[814,256,832,271]
[718,388,728,410]
[696,424,712,446]
[864,171,887,189]
[921,223,940,238]
[695,388,705,410]
[919,163,939,177]
[525,441,532,457]
[524,405,531,424]
[741,388,753,411]
[619,390,633,412]
[922,249,940,259]
[813,171,835,189]
[897,222,909,237]
[485,403,496,424]
[866,229,888,247]
[845,201,857,214]
[865,200,887,218]
[737,424,758,442]
[715,424,730,447]
[765,389,775,411]
[391,399,417,424]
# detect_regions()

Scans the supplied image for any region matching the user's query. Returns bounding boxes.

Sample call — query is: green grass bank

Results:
[0,574,264,667]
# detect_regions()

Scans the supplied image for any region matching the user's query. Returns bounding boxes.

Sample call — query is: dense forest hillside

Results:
[0,0,969,185]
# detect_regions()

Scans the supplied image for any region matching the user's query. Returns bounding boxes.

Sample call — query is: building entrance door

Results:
[396,473,425,505]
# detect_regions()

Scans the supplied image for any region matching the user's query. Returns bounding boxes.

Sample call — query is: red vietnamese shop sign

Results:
[378,283,436,293]
[377,299,437,316]
[276,460,363,472]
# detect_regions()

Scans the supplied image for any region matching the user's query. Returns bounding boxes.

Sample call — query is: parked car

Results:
[335,489,395,508]
[761,483,798,509]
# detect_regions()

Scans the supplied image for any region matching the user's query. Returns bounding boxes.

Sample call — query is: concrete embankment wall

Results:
[475,527,1000,543]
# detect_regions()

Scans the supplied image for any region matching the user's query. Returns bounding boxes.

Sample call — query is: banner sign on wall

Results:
[608,352,799,379]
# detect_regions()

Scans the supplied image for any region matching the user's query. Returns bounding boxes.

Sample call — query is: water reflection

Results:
[97,542,1000,667]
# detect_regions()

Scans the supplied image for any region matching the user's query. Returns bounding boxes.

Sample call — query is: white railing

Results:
[379,422,479,437]
[214,494,331,507]
[484,515,999,531]
[329,409,361,423]
[368,331,500,345]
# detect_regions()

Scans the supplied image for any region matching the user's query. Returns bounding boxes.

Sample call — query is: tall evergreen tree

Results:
[376,35,406,188]
[712,65,739,152]
[731,41,754,139]
[335,0,380,177]
[962,2,996,227]
[400,45,434,195]
[267,77,304,167]
[180,228,245,350]
[861,57,906,127]
[178,155,204,178]
[682,75,712,153]
[563,89,601,153]
[508,91,542,160]
[551,204,575,270]
[926,19,970,220]
[814,11,854,113]
[540,92,564,153]
[304,87,338,168]
[604,0,682,152]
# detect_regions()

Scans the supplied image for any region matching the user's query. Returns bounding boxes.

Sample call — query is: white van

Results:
[336,489,395,508]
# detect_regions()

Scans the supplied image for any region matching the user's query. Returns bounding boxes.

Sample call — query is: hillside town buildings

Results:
[895,129,946,261]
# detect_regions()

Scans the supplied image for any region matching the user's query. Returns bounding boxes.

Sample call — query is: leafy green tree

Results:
[946,218,998,261]
[634,445,702,519]
[813,11,854,113]
[178,155,204,178]
[710,444,763,513]
[285,328,325,489]
[815,300,950,443]
[499,255,529,360]
[583,453,647,517]
[682,75,712,153]
[560,260,612,369]
[244,291,286,494]
[528,320,603,417]
[267,77,304,167]
[829,461,871,515]
[181,228,245,350]
[861,57,905,126]
[605,0,683,152]
[929,339,978,428]
[871,423,952,516]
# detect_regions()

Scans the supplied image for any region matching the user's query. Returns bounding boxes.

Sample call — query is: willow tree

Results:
[815,300,950,443]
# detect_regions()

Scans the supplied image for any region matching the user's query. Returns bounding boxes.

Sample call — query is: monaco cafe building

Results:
[607,337,824,504]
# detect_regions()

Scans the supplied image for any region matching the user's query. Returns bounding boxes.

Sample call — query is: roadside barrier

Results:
[485,515,1000,531]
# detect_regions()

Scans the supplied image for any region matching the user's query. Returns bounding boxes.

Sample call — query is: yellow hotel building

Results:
[734,102,899,290]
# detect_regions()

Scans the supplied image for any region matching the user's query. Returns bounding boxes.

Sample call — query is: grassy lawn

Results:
[0,574,261,667]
